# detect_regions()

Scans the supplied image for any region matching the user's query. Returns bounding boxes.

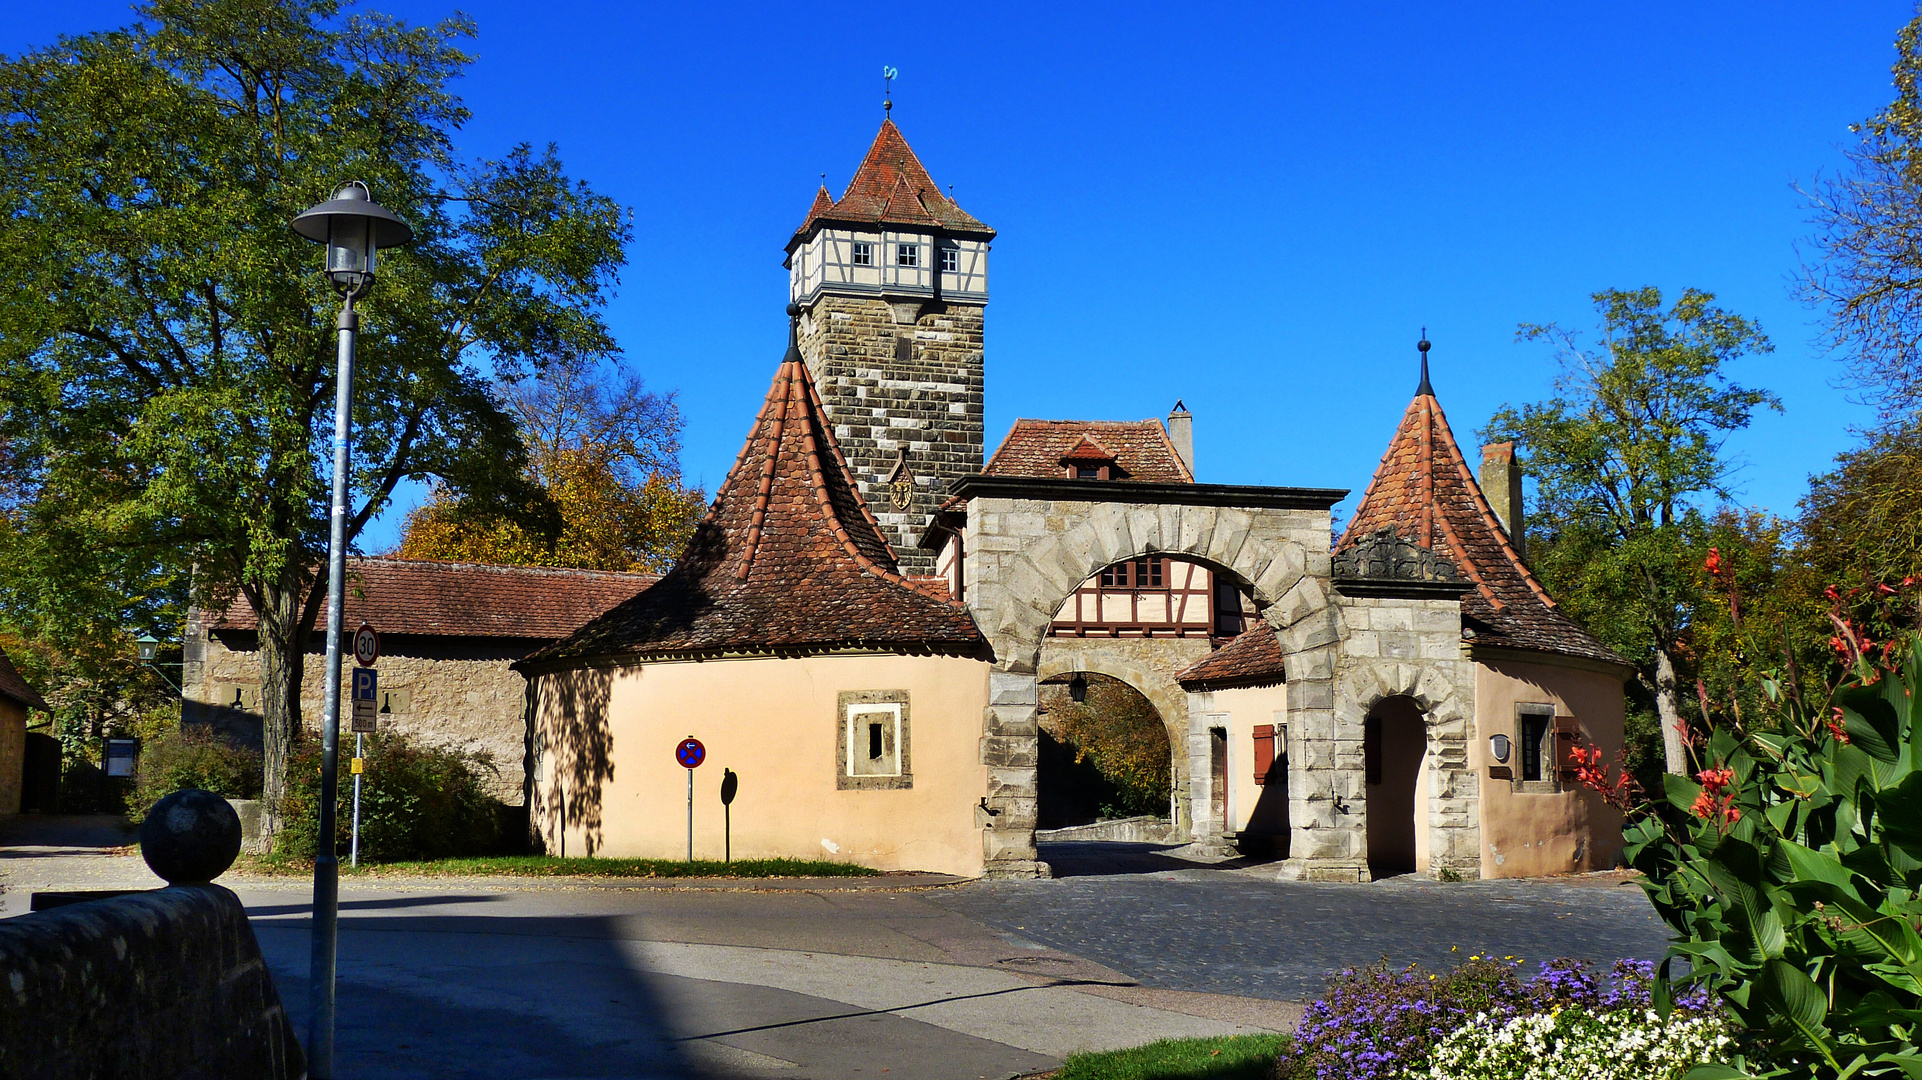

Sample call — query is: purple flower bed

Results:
[1275,957,1715,1080]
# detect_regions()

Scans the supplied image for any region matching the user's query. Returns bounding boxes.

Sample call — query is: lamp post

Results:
[290,182,413,1080]
[134,633,183,695]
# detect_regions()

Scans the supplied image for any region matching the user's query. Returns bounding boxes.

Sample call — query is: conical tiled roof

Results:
[1338,363,1622,665]
[791,120,994,244]
[524,317,985,666]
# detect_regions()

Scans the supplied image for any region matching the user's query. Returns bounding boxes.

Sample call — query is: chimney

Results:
[1166,400,1194,478]
[1479,442,1525,560]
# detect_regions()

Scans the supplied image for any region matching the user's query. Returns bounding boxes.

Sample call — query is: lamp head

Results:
[291,182,415,296]
[135,634,160,662]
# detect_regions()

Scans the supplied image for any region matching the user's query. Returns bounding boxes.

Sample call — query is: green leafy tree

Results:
[1486,288,1779,775]
[0,0,628,827]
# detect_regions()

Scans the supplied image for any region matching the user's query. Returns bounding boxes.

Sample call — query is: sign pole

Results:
[675,736,705,864]
[350,732,363,868]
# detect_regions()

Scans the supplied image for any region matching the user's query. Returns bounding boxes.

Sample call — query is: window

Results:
[1519,709,1551,783]
[1252,723,1284,785]
[896,243,919,267]
[837,690,912,789]
[894,334,912,362]
[1076,465,1100,479]
[1100,558,1165,589]
[851,241,873,266]
[940,246,959,273]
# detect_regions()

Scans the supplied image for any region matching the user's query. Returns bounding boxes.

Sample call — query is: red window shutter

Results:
[1253,724,1276,785]
[1553,716,1580,777]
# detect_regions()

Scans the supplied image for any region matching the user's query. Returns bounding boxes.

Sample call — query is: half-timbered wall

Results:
[1049,558,1258,641]
[788,227,989,304]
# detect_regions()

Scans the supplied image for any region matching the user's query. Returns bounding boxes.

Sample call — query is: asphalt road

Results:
[1,823,1674,1079]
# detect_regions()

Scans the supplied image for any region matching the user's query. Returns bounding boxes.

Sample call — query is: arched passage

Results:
[1035,672,1171,827]
[1039,652,1194,833]
[1364,695,1427,878]
[960,486,1347,878]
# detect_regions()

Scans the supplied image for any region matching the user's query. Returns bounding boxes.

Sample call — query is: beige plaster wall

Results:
[1473,651,1627,878]
[187,627,534,805]
[1190,683,1288,838]
[530,652,992,877]
[0,698,25,815]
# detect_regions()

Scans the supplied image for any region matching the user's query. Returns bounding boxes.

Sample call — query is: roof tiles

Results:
[791,120,994,243]
[0,645,48,711]
[525,320,985,666]
[1338,375,1623,665]
[209,559,658,640]
[984,420,1194,483]
[1176,622,1285,689]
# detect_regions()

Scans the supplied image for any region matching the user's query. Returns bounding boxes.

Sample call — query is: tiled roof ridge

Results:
[1421,393,1558,609]
[983,418,1194,484]
[346,556,657,583]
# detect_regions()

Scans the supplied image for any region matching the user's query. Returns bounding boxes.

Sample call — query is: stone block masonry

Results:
[801,294,985,575]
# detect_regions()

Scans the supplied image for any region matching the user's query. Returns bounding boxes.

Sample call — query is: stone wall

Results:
[184,620,535,804]
[800,294,985,574]
[0,884,304,1079]
[1317,594,1480,881]
[0,697,24,815]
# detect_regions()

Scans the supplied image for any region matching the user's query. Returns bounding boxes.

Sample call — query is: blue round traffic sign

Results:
[676,737,705,769]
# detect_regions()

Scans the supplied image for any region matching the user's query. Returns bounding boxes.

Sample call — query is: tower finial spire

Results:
[1416,328,1433,396]
[883,65,898,118]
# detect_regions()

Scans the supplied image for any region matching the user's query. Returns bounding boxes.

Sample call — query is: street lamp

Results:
[133,634,183,695]
[291,181,413,1080]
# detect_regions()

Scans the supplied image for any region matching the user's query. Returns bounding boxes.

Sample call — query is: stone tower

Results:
[785,118,993,574]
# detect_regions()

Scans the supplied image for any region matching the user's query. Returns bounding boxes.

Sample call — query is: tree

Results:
[1799,422,1922,590]
[1485,287,1779,775]
[0,0,628,829]
[1801,12,1922,420]
[395,353,706,573]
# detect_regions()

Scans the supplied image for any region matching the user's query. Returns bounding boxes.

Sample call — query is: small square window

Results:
[851,241,873,267]
[896,243,919,267]
[838,691,912,789]
[1077,465,1100,480]
[940,246,959,273]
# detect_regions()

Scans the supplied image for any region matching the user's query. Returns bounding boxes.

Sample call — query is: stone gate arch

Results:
[1038,652,1194,835]
[1341,656,1480,880]
[954,476,1349,878]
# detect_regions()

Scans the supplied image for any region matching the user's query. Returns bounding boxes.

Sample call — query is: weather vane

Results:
[883,65,898,116]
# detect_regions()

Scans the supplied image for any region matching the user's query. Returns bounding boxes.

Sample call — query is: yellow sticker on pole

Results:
[350,757,364,775]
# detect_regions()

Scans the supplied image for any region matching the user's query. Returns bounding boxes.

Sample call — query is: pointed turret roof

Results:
[1337,356,1622,665]
[523,316,984,666]
[791,120,995,245]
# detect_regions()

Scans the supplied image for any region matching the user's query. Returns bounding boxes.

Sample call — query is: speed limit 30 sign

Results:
[353,622,380,667]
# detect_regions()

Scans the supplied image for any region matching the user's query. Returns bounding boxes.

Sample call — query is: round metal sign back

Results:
[353,623,380,667]
[676,737,706,769]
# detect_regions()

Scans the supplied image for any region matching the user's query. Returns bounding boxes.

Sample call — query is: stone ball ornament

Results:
[140,788,243,885]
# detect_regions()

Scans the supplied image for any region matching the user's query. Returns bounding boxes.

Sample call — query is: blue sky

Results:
[4,2,1911,550]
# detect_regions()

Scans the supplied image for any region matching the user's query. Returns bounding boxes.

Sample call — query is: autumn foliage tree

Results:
[396,354,705,572]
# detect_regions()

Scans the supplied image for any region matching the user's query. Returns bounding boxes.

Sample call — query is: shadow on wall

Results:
[1242,772,1290,859]
[541,666,616,857]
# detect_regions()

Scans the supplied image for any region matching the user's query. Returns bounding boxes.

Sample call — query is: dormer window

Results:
[1060,435,1120,480]
[851,241,873,266]
[896,243,919,267]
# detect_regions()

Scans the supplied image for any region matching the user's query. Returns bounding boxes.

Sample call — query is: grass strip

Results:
[1050,1034,1292,1080]
[233,854,879,878]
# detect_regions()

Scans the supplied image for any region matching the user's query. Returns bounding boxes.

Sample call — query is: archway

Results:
[958,483,1347,878]
[1364,695,1427,878]
[1035,672,1171,828]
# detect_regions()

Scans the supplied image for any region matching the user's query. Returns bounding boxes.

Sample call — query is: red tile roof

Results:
[1177,623,1285,689]
[209,559,657,640]
[983,420,1194,483]
[790,120,994,244]
[524,319,985,666]
[0,645,48,711]
[1338,371,1623,665]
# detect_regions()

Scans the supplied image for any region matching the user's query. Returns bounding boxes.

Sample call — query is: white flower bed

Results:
[1414,1008,1732,1080]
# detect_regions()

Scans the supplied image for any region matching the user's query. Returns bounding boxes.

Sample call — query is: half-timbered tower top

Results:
[786,120,993,307]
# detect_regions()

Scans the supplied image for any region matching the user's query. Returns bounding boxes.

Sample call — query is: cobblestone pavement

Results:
[928,845,1672,1001]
